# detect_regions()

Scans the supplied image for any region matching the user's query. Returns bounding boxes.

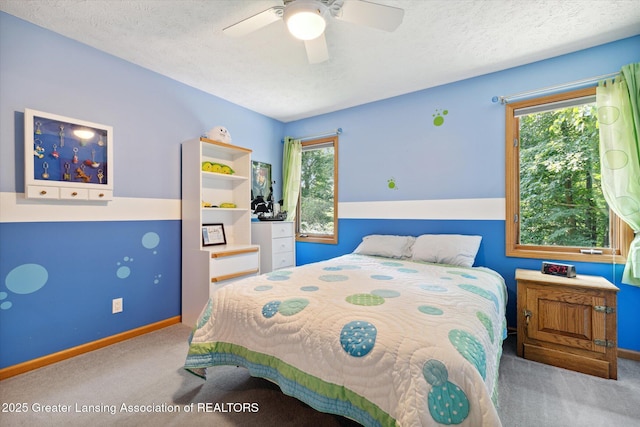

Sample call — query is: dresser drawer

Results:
[89,189,113,200]
[60,188,88,200]
[272,252,295,270]
[210,249,259,282]
[26,185,59,199]
[271,236,294,254]
[271,222,294,238]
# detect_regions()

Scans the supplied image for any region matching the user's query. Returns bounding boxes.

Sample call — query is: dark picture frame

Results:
[202,223,226,246]
[251,161,271,201]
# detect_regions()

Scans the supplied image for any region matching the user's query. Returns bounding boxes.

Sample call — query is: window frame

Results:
[505,87,632,264]
[295,135,339,244]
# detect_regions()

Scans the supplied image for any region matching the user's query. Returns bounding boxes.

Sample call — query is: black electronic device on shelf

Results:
[258,212,288,221]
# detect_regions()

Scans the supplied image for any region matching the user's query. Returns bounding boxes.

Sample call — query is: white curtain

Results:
[282,137,302,222]
[597,63,640,286]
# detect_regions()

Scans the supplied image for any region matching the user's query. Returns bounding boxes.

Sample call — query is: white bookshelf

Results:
[181,137,260,326]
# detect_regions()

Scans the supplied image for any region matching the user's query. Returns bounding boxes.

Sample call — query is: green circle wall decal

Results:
[433,109,448,126]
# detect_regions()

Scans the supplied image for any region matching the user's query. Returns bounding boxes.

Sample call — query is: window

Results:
[505,87,632,263]
[296,136,338,244]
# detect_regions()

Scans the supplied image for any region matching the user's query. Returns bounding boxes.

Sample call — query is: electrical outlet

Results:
[112,298,123,314]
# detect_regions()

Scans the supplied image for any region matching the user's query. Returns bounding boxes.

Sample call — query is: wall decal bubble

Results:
[387,177,398,190]
[433,109,448,126]
[116,256,133,279]
[0,292,11,310]
[5,264,48,294]
[142,232,160,249]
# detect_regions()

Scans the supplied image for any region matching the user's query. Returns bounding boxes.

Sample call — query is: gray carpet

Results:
[0,324,638,426]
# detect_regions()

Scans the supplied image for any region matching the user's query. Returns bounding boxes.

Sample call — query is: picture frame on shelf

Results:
[202,223,226,246]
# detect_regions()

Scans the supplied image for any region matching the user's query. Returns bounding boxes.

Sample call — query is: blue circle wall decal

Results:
[141,232,160,249]
[340,321,377,357]
[5,264,48,294]
[300,286,319,291]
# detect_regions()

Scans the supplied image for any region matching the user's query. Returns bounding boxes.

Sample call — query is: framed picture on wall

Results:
[24,108,114,201]
[251,161,271,201]
[202,223,226,246]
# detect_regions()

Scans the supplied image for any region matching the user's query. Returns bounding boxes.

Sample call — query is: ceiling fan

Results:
[223,0,404,64]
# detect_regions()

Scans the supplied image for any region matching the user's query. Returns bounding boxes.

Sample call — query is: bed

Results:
[185,234,507,426]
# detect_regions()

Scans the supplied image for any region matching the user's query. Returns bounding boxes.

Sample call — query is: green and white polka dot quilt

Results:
[185,254,507,427]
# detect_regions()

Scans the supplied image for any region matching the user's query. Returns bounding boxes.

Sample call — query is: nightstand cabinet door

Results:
[525,286,607,354]
[516,268,619,379]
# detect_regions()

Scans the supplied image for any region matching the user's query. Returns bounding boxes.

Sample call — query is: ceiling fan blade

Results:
[304,33,329,64]
[336,0,404,32]
[223,6,284,37]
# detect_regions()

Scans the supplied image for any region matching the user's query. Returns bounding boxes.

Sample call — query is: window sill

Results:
[296,234,338,245]
[507,246,626,265]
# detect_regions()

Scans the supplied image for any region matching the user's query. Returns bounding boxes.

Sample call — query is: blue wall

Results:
[0,12,284,369]
[1,10,638,371]
[285,36,640,352]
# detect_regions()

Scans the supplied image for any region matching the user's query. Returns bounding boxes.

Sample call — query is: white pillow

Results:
[354,234,416,259]
[411,234,482,267]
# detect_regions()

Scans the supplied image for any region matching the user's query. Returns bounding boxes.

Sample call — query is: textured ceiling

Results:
[1,0,639,122]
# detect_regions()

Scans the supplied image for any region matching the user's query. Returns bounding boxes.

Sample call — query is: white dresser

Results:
[251,221,296,273]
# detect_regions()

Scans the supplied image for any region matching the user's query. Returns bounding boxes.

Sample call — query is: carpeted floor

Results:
[0,324,638,426]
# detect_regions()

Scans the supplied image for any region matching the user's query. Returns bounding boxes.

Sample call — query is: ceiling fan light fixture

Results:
[284,0,326,41]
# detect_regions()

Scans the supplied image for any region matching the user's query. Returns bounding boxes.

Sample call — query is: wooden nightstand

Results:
[516,268,619,379]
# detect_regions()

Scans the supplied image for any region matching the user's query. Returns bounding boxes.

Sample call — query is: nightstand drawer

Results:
[272,236,294,254]
[271,222,294,238]
[272,252,295,270]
